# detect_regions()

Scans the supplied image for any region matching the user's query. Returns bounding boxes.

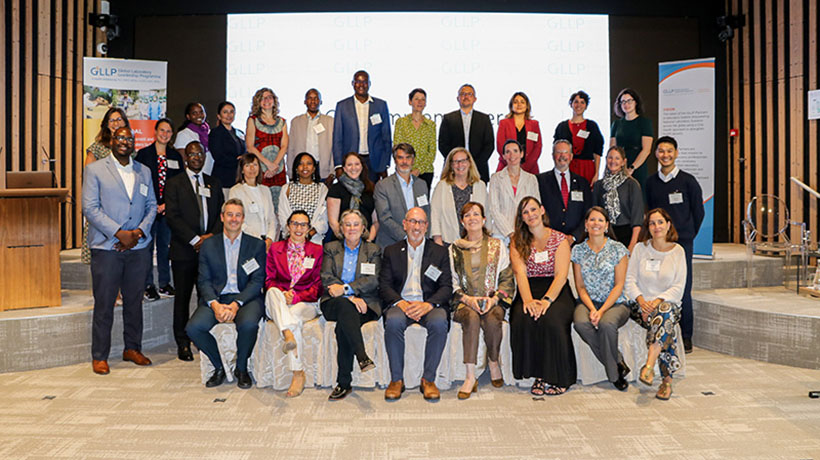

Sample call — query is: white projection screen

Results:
[227,12,610,176]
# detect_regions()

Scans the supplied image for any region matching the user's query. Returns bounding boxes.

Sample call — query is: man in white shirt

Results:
[438,84,495,182]
[287,88,334,184]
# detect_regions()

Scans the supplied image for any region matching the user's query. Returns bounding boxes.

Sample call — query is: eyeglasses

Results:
[405,219,427,226]
[620,98,635,105]
[458,92,475,97]
[342,222,362,228]
[108,118,124,124]
[289,221,309,228]
[452,158,470,166]
[114,136,134,142]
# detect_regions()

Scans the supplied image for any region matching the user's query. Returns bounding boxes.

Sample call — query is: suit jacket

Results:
[379,239,453,313]
[496,118,543,174]
[82,154,156,251]
[208,124,246,188]
[288,113,334,179]
[264,240,323,303]
[165,170,225,262]
[197,232,266,308]
[134,142,184,205]
[537,169,591,242]
[438,109,494,181]
[331,96,391,174]
[320,240,383,316]
[373,173,430,248]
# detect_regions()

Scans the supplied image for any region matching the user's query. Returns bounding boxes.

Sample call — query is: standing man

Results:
[645,136,704,354]
[288,88,335,184]
[332,70,392,182]
[186,198,266,389]
[165,141,225,362]
[438,84,494,182]
[373,143,431,248]
[537,139,592,244]
[82,126,156,375]
[379,207,452,401]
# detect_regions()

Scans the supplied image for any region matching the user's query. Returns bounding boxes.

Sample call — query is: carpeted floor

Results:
[1,346,819,460]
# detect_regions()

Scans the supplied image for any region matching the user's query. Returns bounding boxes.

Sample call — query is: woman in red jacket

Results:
[496,92,543,174]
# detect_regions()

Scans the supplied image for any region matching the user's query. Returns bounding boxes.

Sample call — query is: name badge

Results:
[313,124,326,135]
[242,258,260,275]
[646,259,661,272]
[248,202,260,213]
[669,192,683,204]
[303,257,315,269]
[416,194,429,207]
[571,190,584,202]
[166,159,180,169]
[360,263,376,275]
[534,250,549,263]
[577,129,590,139]
[424,265,442,281]
[139,183,149,197]
[526,131,539,142]
[199,187,211,198]
[370,113,382,125]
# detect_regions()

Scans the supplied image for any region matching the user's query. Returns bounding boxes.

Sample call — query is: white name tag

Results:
[199,187,211,198]
[313,124,326,135]
[416,194,429,207]
[303,257,315,269]
[646,259,661,272]
[242,258,259,275]
[424,265,441,281]
[534,250,549,263]
[370,113,382,125]
[248,202,260,213]
[139,183,149,197]
[669,192,683,204]
[526,131,539,142]
[166,159,180,169]
[571,190,584,202]
[360,263,376,275]
[577,129,590,139]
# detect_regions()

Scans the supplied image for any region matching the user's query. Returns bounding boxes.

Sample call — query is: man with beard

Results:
[373,143,430,248]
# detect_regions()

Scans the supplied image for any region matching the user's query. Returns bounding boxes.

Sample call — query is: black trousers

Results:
[171,258,198,347]
[320,297,377,389]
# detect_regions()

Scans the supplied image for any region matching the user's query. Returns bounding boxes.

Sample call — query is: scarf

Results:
[187,121,211,151]
[601,168,628,222]
[338,173,365,210]
[453,236,483,251]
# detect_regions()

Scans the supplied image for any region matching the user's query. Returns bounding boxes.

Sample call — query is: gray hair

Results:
[334,208,370,240]
[221,197,244,214]
[552,138,572,151]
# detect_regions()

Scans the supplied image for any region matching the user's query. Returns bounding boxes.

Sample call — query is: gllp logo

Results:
[89,66,117,76]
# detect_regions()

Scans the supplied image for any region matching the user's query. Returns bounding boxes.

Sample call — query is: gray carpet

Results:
[1,346,819,459]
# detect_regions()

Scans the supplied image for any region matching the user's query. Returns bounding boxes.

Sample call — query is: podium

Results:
[0,188,69,311]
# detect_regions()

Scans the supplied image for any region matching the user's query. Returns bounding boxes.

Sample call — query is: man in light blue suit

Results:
[332,70,392,182]
[82,126,157,375]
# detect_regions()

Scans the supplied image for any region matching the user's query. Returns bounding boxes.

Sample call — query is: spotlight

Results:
[717,15,746,43]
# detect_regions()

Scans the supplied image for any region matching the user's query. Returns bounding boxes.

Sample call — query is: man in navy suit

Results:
[331,70,391,182]
[82,126,157,375]
[536,139,592,243]
[186,198,267,389]
[438,84,495,182]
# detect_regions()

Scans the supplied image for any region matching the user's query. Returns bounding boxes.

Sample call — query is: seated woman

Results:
[431,147,488,246]
[320,209,382,400]
[509,196,576,396]
[571,206,631,391]
[327,152,378,242]
[488,140,539,244]
[229,154,276,250]
[592,146,644,251]
[625,208,686,400]
[264,210,323,397]
[278,152,328,245]
[449,202,514,399]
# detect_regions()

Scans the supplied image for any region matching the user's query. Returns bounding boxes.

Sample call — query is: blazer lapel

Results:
[396,241,408,289]
[391,175,407,216]
[215,234,228,291]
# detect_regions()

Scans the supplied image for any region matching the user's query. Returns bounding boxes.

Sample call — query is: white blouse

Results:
[430,179,488,244]
[228,183,277,240]
[487,167,539,239]
[624,241,686,304]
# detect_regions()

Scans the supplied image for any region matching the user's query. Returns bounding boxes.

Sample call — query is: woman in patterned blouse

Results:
[393,88,436,192]
[245,88,289,218]
[278,152,328,245]
[571,206,631,391]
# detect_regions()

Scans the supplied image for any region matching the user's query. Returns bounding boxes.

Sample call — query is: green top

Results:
[393,114,436,174]
[610,116,653,162]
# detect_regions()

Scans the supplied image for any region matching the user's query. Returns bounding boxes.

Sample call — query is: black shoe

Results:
[205,368,226,387]
[177,344,194,361]
[683,337,693,354]
[613,377,629,391]
[617,359,631,380]
[234,369,253,389]
[158,284,175,297]
[144,285,160,301]
[358,357,375,373]
[328,385,352,400]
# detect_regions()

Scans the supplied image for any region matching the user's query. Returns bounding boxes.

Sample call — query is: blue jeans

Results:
[146,213,171,287]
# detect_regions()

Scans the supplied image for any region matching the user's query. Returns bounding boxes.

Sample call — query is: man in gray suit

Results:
[287,88,334,184]
[373,143,430,248]
[82,126,157,375]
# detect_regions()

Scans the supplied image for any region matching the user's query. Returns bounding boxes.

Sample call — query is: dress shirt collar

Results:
[406,238,426,257]
[344,238,362,251]
[112,155,133,172]
[553,168,570,184]
[306,112,320,120]
[658,166,680,183]
[223,232,243,248]
[354,95,373,106]
[186,167,203,182]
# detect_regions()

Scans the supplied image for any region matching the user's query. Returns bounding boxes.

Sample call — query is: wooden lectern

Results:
[0,188,69,311]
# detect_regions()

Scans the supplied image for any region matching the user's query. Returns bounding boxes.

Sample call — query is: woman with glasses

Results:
[430,147,488,246]
[246,88,289,218]
[610,88,653,190]
[553,90,605,186]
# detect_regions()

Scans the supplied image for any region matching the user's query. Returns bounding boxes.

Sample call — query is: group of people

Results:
[81,70,703,403]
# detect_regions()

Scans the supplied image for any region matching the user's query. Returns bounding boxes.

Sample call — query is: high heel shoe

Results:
[457,380,478,400]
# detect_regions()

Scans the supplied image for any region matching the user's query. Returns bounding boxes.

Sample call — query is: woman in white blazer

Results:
[487,140,539,244]
[229,153,277,249]
[430,147,488,246]
[278,152,328,245]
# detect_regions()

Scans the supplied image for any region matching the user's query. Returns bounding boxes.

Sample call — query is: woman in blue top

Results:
[571,206,631,391]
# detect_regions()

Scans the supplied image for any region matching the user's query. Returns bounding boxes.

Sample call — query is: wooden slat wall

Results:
[726,0,820,245]
[1,0,103,249]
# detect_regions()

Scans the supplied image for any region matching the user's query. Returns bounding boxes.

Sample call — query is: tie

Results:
[560,172,569,208]
[194,174,205,233]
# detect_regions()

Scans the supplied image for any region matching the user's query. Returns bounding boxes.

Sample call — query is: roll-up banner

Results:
[658,57,715,258]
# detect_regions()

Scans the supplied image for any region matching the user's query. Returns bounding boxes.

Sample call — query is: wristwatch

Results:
[543,296,553,304]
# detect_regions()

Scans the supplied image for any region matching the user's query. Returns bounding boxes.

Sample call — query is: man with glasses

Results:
[82,126,156,375]
[537,139,592,244]
[373,143,431,248]
[379,207,452,401]
[438,84,495,182]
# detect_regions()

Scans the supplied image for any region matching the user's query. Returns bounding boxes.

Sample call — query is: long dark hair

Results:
[458,201,491,239]
[342,152,374,193]
[290,152,320,183]
[638,208,679,243]
[95,107,130,146]
[613,88,643,118]
[512,196,550,260]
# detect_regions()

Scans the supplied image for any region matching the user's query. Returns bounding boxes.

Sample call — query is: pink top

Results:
[265,239,323,303]
[525,230,566,277]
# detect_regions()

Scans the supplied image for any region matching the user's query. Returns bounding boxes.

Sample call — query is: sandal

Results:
[639,365,654,386]
[545,385,567,396]
[530,379,546,396]
[656,381,672,400]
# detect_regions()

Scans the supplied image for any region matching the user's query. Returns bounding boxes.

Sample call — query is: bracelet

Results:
[543,296,553,304]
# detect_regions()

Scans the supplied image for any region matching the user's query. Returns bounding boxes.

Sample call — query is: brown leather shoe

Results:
[122,349,152,366]
[420,378,440,401]
[92,360,110,375]
[384,380,405,400]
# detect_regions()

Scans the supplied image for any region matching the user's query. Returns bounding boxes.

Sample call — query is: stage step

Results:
[692,244,783,290]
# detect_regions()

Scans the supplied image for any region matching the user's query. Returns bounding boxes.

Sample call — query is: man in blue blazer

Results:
[82,126,157,375]
[186,198,267,389]
[332,70,391,182]
[536,139,592,243]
